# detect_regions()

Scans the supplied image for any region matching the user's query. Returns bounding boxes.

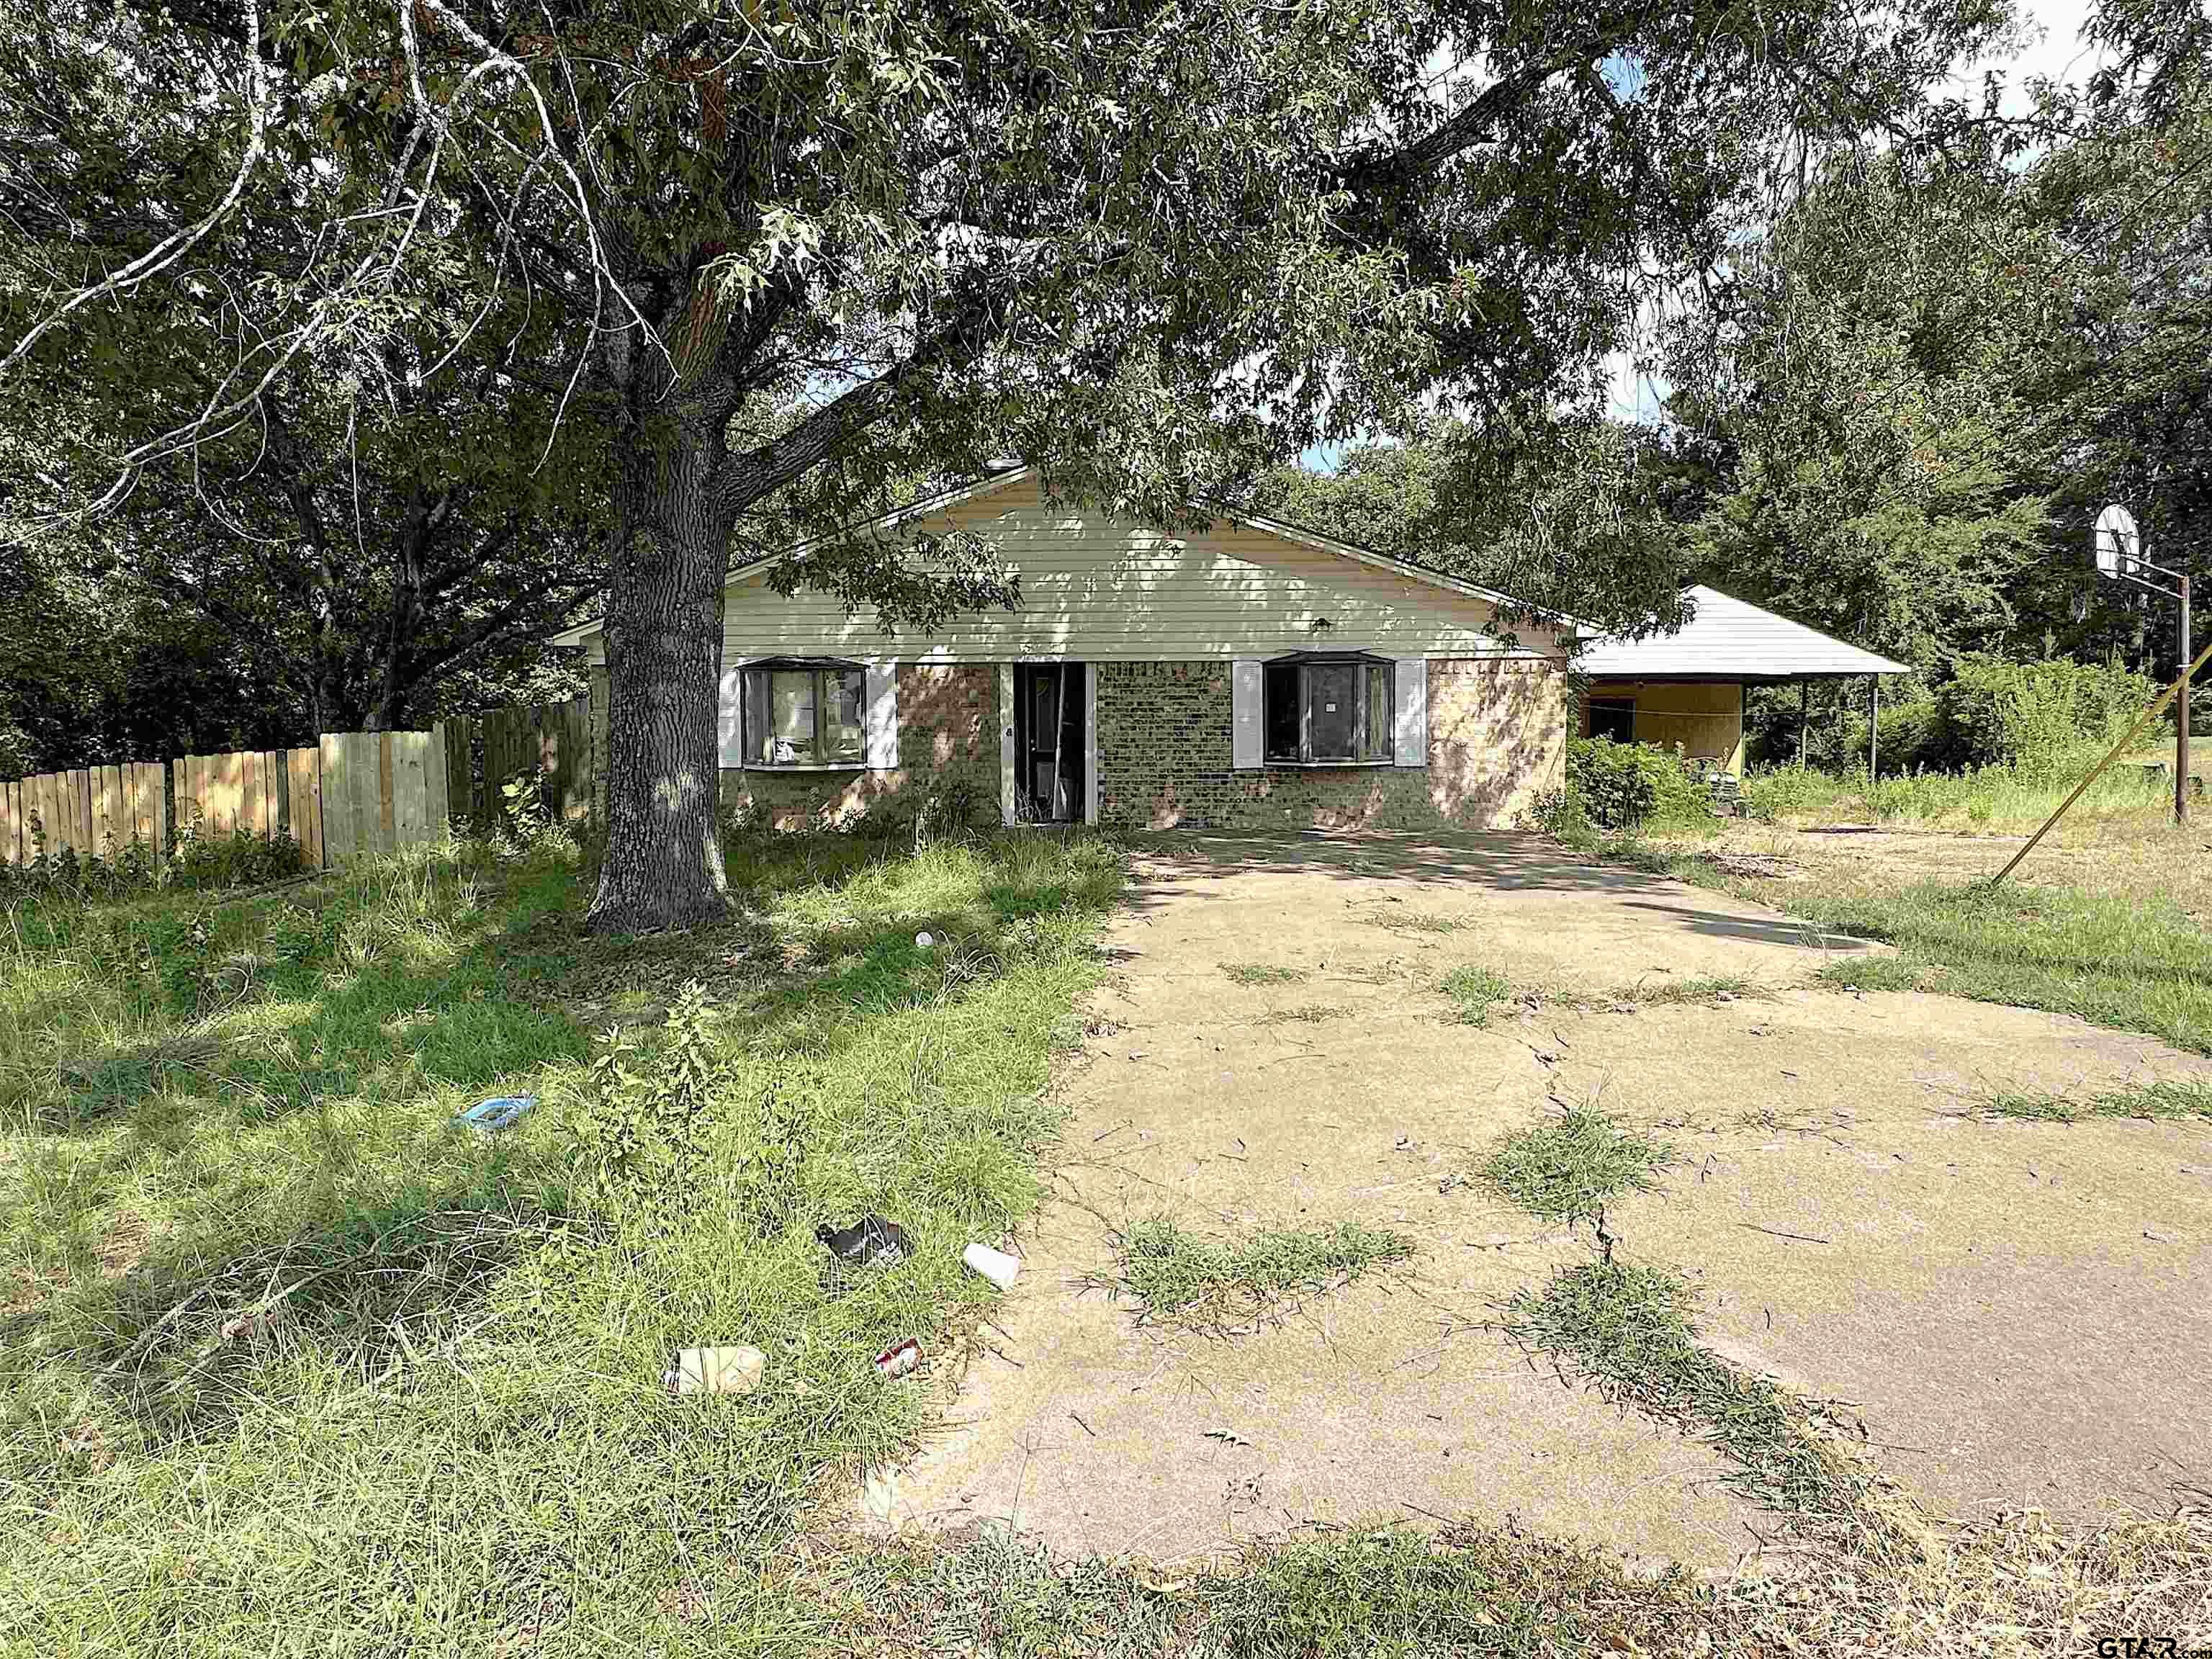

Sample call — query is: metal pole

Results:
[1799,681,1809,767]
[1051,662,1069,822]
[1869,675,1879,781]
[2179,575,2191,827]
[1992,629,2212,884]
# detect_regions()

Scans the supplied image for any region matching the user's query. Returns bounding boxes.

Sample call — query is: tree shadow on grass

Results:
[6,1156,557,1452]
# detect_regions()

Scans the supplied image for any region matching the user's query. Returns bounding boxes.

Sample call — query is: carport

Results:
[1574,585,1910,775]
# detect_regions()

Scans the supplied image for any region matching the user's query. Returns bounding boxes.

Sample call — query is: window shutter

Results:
[1393,658,1427,768]
[718,665,745,768]
[865,661,899,769]
[1231,660,1263,770]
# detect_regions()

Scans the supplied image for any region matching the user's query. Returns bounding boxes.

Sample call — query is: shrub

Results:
[1565,736,1658,830]
[1563,737,1713,832]
[564,980,726,1209]
[1874,655,2154,777]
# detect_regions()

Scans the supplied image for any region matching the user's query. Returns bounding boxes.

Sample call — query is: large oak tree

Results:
[6,0,2014,930]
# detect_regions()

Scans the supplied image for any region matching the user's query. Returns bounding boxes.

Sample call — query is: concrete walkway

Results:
[863,832,2212,1570]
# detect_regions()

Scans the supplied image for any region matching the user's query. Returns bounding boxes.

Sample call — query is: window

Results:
[739,659,866,767]
[1587,698,1635,744]
[1263,654,1394,765]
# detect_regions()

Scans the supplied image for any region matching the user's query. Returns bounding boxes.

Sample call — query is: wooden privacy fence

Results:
[441,695,596,830]
[315,731,447,866]
[171,747,323,866]
[1,696,598,871]
[0,763,171,865]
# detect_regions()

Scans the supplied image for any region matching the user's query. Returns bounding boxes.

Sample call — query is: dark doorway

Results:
[1587,697,1636,743]
[1014,664,1085,823]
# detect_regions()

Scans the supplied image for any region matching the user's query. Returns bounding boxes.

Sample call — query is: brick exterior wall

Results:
[717,663,998,830]
[1093,659,1565,832]
[585,655,1560,835]
[1426,658,1569,827]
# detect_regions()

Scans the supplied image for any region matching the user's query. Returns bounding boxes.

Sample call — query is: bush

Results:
[1862,656,2154,778]
[1939,654,2147,777]
[1562,737,1713,832]
[1565,736,1658,830]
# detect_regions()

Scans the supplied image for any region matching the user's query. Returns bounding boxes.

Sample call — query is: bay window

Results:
[1262,653,1395,765]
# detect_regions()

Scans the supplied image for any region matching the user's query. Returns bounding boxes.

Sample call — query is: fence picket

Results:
[392,732,427,845]
[426,724,451,834]
[248,750,269,837]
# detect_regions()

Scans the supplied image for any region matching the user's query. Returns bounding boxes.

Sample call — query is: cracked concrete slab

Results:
[866,831,2212,1568]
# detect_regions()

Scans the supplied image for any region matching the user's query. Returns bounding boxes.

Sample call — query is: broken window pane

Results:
[824,669,866,763]
[1308,662,1356,760]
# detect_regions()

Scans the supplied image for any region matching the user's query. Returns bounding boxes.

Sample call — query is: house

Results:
[556,466,1573,832]
[1573,584,1910,775]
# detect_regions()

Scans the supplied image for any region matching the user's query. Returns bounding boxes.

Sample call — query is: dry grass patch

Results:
[1735,1505,2212,1658]
[1982,1076,2212,1123]
[1220,961,1307,986]
[1256,1004,1349,1027]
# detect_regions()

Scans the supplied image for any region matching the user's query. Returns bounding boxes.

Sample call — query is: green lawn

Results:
[1,829,1123,1655]
[1616,842,2212,1055]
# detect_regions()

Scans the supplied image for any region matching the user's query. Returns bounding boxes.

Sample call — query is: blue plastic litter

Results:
[457,1094,537,1133]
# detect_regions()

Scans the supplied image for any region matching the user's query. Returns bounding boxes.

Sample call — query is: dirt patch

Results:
[1565,992,2212,1523]
[99,1210,151,1278]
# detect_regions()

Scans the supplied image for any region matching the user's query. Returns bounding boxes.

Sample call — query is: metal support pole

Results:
[1869,675,1879,782]
[2179,575,2191,827]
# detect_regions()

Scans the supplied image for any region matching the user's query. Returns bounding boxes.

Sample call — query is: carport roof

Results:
[1575,585,1910,683]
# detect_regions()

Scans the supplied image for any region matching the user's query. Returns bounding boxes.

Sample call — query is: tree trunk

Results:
[586,380,736,935]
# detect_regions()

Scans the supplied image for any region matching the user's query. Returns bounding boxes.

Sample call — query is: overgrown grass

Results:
[1477,1107,1672,1225]
[832,1516,1724,1658]
[1440,963,1513,1025]
[825,1501,2212,1659]
[1742,757,2173,834]
[1501,1262,1870,1522]
[1981,1076,2212,1123]
[1221,961,1306,986]
[1111,1215,1413,1331]
[1623,844,2212,1055]
[0,826,1128,1655]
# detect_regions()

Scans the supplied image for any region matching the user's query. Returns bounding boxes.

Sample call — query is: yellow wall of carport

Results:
[1582,679,1745,776]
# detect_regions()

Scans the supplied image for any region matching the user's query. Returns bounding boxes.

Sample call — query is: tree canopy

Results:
[8,0,2022,925]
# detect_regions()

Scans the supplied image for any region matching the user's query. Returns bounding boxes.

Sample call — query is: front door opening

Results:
[1014,663,1084,823]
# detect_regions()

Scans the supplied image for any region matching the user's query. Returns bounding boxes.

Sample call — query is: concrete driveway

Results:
[864,832,2212,1571]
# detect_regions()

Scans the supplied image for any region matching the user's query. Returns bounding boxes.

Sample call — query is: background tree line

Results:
[1249,6,2212,772]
